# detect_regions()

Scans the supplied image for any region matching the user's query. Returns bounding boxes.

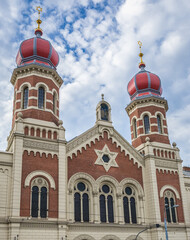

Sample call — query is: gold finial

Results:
[101,93,104,101]
[138,41,145,68]
[36,6,43,31]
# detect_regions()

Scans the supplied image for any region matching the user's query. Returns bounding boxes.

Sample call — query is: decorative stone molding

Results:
[155,159,178,169]
[68,172,97,193]
[23,140,58,152]
[126,236,143,240]
[24,170,56,189]
[0,168,9,173]
[73,234,95,240]
[101,235,120,240]
[160,185,180,199]
[119,178,144,198]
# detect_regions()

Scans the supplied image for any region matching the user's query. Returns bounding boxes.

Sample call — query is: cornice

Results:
[10,64,63,87]
[125,96,168,115]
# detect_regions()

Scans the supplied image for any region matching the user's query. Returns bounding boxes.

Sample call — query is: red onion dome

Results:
[127,65,162,101]
[16,30,59,69]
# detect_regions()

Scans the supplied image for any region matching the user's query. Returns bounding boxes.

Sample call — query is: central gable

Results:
[67,125,144,184]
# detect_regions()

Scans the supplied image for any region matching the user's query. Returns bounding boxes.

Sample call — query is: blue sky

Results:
[0,0,190,165]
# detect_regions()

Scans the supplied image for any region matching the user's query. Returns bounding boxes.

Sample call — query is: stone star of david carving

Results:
[94,144,118,172]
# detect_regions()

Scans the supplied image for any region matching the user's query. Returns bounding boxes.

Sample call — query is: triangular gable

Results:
[66,124,144,168]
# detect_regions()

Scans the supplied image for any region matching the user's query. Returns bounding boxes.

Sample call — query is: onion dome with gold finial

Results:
[127,41,162,101]
[16,6,59,69]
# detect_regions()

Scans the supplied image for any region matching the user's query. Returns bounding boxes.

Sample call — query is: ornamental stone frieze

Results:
[23,139,59,152]
[155,159,178,169]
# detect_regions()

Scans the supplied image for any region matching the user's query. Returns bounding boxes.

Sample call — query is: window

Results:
[31,177,48,218]
[123,186,137,223]
[143,115,150,134]
[157,114,162,134]
[133,119,137,138]
[23,87,29,109]
[164,190,177,223]
[74,182,89,222]
[53,92,56,114]
[38,87,45,109]
[99,184,114,223]
[101,104,109,121]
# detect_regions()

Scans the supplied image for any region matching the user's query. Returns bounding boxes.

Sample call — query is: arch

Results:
[18,82,31,91]
[160,185,180,199]
[22,86,29,109]
[96,175,119,189]
[73,235,95,240]
[143,114,150,134]
[35,82,49,91]
[154,111,165,119]
[101,235,120,240]
[68,172,96,193]
[24,170,56,189]
[120,178,144,197]
[38,86,45,109]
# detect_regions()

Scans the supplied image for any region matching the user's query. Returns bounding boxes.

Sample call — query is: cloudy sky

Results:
[0,0,190,165]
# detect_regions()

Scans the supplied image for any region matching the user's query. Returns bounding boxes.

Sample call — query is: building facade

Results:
[0,12,190,240]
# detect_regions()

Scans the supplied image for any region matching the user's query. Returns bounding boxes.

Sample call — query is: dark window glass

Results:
[31,186,39,217]
[40,187,47,218]
[23,87,28,109]
[102,185,110,194]
[123,197,130,223]
[130,197,137,223]
[144,115,150,134]
[157,115,162,134]
[125,187,132,195]
[77,182,85,191]
[83,193,89,222]
[101,104,109,121]
[100,194,106,222]
[74,193,81,221]
[133,119,137,138]
[38,87,45,109]
[170,198,176,223]
[102,154,110,163]
[53,93,56,114]
[108,195,114,223]
[165,197,171,222]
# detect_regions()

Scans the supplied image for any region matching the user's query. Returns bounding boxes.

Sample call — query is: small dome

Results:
[16,32,59,69]
[127,67,162,101]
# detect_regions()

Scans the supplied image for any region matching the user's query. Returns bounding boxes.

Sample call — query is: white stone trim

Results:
[160,185,180,199]
[101,235,120,240]
[24,170,56,189]
[119,178,144,197]
[73,235,95,240]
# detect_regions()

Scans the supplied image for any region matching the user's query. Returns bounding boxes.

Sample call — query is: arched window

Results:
[133,119,137,138]
[164,190,177,223]
[23,87,29,109]
[123,186,137,224]
[143,115,150,134]
[157,114,162,134]
[74,182,89,222]
[53,92,57,114]
[31,177,48,218]
[38,87,45,109]
[101,104,109,121]
[99,184,114,223]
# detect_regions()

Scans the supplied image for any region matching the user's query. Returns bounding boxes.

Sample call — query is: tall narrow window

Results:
[101,104,109,121]
[157,114,162,134]
[133,119,137,138]
[74,182,89,222]
[143,115,150,134]
[99,184,114,223]
[23,87,29,109]
[31,178,48,218]
[38,87,45,109]
[164,190,177,223]
[53,92,56,114]
[123,186,137,224]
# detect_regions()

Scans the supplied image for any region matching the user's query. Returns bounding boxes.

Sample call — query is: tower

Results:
[6,7,67,239]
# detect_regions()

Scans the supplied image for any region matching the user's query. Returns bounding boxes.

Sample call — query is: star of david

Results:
[94,144,118,172]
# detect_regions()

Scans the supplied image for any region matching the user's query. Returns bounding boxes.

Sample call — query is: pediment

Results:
[66,124,144,168]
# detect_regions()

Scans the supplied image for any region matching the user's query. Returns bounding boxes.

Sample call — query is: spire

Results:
[138,41,146,69]
[35,6,43,37]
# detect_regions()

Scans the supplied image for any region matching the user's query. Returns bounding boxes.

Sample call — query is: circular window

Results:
[125,187,132,195]
[77,182,85,191]
[102,184,110,193]
[102,154,110,163]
